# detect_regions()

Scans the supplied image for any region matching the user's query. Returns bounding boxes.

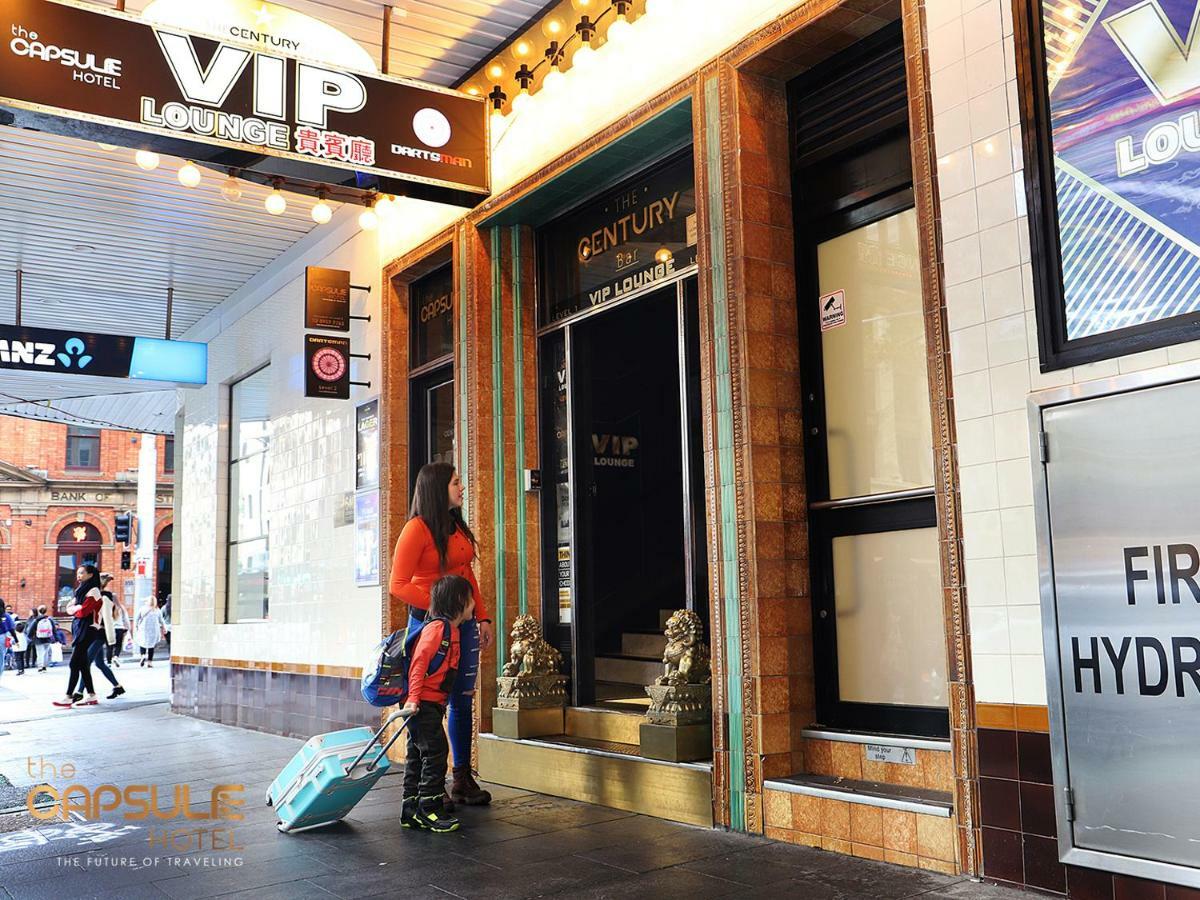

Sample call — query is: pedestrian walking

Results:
[11,620,27,676]
[28,605,55,672]
[87,574,125,699]
[52,565,103,708]
[135,598,166,667]
[110,599,129,668]
[0,605,16,682]
[21,608,37,671]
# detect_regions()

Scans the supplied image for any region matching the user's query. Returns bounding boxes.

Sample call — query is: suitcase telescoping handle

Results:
[345,707,416,776]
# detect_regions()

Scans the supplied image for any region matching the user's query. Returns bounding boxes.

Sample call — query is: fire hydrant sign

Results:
[819,290,846,331]
[0,0,488,200]
[1035,374,1200,884]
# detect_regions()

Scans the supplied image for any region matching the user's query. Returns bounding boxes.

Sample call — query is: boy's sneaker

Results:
[415,797,459,833]
[400,797,425,830]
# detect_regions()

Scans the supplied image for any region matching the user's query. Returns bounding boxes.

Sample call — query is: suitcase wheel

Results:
[276,821,289,833]
[265,789,273,807]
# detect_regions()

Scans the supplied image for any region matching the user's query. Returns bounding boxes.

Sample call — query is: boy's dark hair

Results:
[430,575,472,621]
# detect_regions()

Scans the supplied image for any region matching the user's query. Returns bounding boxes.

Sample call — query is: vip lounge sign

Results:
[0,324,207,384]
[0,0,488,199]
[1043,0,1200,340]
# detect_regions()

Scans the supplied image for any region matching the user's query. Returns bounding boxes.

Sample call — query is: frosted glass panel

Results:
[817,209,934,498]
[833,528,947,707]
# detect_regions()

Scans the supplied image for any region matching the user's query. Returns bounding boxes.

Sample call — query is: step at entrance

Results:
[566,705,644,745]
[621,631,667,657]
[595,654,660,685]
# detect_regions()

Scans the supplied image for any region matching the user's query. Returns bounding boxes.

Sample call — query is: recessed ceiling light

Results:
[72,244,96,253]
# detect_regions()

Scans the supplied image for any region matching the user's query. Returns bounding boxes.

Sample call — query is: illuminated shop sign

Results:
[539,153,696,324]
[0,0,488,199]
[1019,0,1200,367]
[0,325,207,384]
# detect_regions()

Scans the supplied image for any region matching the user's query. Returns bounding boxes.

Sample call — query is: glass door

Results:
[805,203,948,736]
[539,278,707,706]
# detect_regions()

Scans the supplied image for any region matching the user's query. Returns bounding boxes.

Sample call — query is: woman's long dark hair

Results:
[410,462,476,572]
[75,563,101,603]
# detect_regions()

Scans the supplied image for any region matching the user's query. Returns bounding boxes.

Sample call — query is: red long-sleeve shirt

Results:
[74,590,102,622]
[407,619,459,704]
[388,517,487,621]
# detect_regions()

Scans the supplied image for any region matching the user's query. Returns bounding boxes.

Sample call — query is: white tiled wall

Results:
[174,227,383,669]
[927,0,1200,704]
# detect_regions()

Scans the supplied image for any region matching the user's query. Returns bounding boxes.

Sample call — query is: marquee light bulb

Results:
[359,206,378,231]
[265,189,287,216]
[134,150,160,171]
[572,42,596,70]
[543,66,565,92]
[655,246,673,264]
[645,0,674,15]
[607,16,633,44]
[311,199,333,224]
[486,60,507,81]
[374,194,397,218]
[512,89,531,113]
[510,38,533,60]
[220,175,243,202]
[97,142,119,151]
[570,0,597,11]
[177,161,202,188]
[541,15,566,39]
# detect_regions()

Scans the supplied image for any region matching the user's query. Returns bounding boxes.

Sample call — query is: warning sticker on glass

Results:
[819,290,846,331]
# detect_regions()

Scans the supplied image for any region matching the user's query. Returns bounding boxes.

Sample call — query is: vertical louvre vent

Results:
[790,24,908,169]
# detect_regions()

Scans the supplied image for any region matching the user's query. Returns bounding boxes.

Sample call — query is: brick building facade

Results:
[0,415,173,616]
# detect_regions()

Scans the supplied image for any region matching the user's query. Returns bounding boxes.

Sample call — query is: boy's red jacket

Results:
[407,619,459,704]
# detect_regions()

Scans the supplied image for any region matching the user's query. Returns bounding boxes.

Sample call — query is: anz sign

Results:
[0,325,206,385]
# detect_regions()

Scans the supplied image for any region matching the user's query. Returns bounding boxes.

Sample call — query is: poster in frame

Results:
[1014,0,1200,370]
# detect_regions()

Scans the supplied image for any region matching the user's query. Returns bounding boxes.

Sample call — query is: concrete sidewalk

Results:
[0,651,169,725]
[0,703,1027,900]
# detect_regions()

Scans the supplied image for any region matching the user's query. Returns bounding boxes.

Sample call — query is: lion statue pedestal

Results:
[492,615,567,739]
[640,610,713,763]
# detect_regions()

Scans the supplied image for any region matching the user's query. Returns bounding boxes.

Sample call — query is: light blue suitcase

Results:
[266,708,413,833]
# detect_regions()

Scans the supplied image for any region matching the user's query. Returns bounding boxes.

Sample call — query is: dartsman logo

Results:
[9,25,122,78]
[390,144,473,168]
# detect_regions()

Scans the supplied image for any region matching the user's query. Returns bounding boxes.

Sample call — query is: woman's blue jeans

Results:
[87,636,119,688]
[407,611,479,769]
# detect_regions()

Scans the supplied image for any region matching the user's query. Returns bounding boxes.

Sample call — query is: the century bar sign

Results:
[0,0,488,199]
[539,152,697,324]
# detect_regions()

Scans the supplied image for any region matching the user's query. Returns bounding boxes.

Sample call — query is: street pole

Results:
[135,434,157,613]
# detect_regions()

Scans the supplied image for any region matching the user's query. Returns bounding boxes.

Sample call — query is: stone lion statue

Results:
[502,614,562,677]
[657,609,711,687]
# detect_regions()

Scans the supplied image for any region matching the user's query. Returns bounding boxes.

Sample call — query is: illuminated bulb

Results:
[572,42,596,70]
[465,85,482,96]
[510,38,533,60]
[655,247,673,264]
[265,189,287,216]
[645,0,674,14]
[311,199,333,224]
[512,90,531,113]
[359,206,378,231]
[177,161,202,188]
[486,60,507,81]
[491,109,507,132]
[97,142,119,151]
[543,67,565,92]
[570,0,597,10]
[607,15,633,43]
[541,15,566,39]
[134,150,160,171]
[374,194,396,218]
[220,175,243,202]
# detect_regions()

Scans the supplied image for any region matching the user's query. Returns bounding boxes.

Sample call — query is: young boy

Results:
[402,574,474,833]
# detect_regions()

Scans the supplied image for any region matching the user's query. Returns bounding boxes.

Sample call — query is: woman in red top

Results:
[390,462,493,806]
[53,564,102,707]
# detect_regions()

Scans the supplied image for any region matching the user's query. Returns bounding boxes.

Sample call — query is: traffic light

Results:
[115,513,132,544]
[121,551,131,571]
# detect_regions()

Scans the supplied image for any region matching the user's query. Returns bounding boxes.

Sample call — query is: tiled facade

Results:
[174,222,383,678]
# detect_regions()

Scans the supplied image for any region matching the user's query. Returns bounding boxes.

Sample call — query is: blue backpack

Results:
[361,617,451,707]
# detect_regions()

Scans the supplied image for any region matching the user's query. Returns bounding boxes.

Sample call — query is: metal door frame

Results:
[1030,359,1200,889]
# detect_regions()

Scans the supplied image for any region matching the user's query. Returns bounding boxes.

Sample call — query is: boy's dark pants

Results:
[403,701,449,800]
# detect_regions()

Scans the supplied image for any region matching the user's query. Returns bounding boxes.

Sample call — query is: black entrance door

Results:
[556,283,704,705]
